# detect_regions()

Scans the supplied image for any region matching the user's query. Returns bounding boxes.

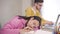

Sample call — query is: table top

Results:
[23,29,53,34]
[35,29,53,34]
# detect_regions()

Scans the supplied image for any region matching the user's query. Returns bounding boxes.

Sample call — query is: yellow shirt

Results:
[25,7,46,25]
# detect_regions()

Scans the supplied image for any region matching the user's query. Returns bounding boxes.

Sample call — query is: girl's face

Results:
[27,18,39,28]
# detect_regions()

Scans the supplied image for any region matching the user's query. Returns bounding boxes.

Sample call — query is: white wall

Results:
[0,0,32,28]
[42,0,60,23]
[22,0,32,16]
[0,0,21,27]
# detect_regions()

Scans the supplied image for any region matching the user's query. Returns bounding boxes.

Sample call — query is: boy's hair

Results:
[34,0,43,3]
[25,16,41,29]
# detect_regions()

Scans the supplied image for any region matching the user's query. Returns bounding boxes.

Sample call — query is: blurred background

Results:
[0,0,60,29]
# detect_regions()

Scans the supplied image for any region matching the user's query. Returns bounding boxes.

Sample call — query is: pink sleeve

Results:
[1,29,20,34]
[1,16,26,34]
[3,16,26,29]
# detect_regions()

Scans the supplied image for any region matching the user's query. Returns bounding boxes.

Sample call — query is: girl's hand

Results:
[20,29,25,34]
[23,27,33,32]
[20,27,33,34]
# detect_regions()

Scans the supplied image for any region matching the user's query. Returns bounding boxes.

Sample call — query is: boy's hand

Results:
[46,21,53,25]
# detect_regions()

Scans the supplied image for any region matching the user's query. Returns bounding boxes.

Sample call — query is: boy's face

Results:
[36,3,43,10]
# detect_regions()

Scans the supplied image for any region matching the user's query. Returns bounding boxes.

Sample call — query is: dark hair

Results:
[34,0,43,3]
[25,16,41,29]
[18,16,28,20]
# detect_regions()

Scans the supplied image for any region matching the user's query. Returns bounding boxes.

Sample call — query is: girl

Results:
[20,16,41,34]
[1,16,28,34]
[1,16,41,34]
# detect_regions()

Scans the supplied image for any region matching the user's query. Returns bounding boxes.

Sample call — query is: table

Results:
[23,29,53,34]
[35,29,53,34]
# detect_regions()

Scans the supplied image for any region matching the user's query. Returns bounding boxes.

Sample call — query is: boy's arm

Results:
[25,8,32,17]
